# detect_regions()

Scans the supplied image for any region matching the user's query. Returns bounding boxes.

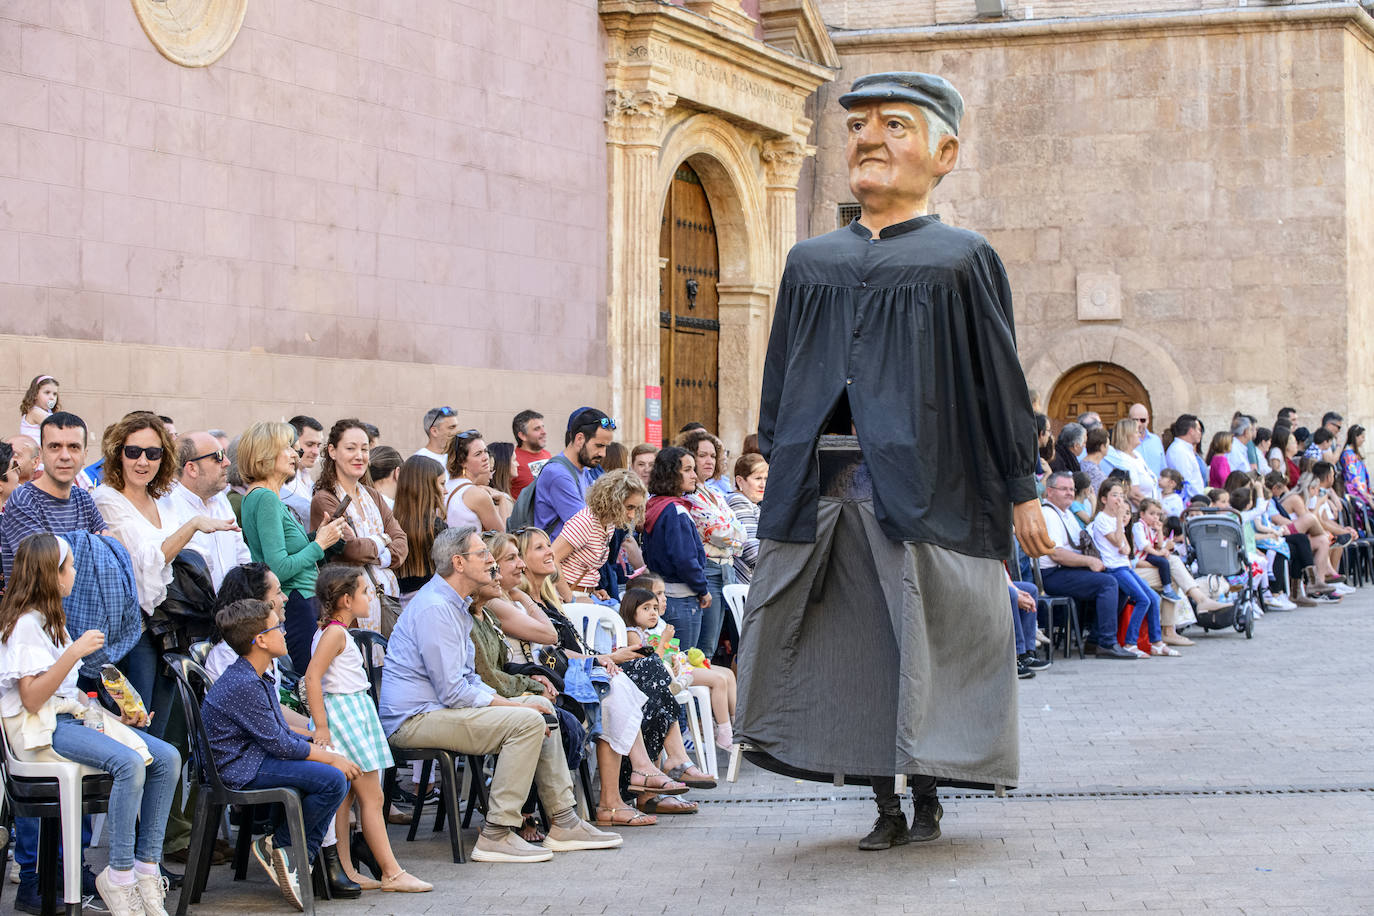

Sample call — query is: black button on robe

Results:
[756,215,1038,560]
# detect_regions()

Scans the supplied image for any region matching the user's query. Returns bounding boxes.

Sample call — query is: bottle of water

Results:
[84,692,105,733]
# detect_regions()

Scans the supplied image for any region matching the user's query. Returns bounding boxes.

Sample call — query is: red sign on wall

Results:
[645,385,662,446]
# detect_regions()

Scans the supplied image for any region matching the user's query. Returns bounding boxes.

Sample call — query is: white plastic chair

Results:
[722,583,749,642]
[0,721,108,913]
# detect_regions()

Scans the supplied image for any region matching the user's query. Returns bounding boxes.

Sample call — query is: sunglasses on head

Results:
[455,429,482,441]
[434,406,455,417]
[123,445,164,462]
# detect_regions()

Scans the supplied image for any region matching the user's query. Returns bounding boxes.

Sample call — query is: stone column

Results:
[605,88,675,443]
[761,136,813,297]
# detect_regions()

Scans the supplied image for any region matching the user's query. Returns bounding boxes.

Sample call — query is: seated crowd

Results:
[1,372,1367,912]
[0,379,773,915]
[1021,398,1365,675]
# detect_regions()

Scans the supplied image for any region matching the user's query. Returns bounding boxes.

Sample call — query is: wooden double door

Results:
[1047,362,1152,432]
[658,162,719,444]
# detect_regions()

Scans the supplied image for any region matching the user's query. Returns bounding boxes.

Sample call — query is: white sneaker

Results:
[1333,582,1356,596]
[1266,593,1296,610]
[94,868,144,916]
[136,870,171,916]
[543,819,624,852]
[471,829,554,863]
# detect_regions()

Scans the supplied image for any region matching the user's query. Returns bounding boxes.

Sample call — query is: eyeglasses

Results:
[457,548,495,561]
[190,449,227,464]
[122,445,164,461]
[256,621,286,639]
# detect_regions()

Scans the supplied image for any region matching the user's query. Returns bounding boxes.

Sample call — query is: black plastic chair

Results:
[347,631,474,864]
[164,655,320,916]
[1032,564,1083,659]
[0,729,112,916]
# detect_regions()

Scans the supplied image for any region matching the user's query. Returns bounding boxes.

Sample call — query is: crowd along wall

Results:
[0,0,609,450]
[817,4,1373,433]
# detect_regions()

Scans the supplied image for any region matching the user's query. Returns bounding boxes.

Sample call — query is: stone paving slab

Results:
[143,591,1374,914]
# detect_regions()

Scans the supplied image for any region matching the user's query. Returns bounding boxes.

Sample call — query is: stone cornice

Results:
[829,1,1374,53]
[601,0,836,93]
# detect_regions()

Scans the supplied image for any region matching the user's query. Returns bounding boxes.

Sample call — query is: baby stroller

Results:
[1181,506,1255,639]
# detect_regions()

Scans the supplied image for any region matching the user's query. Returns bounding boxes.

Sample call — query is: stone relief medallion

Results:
[130,0,248,68]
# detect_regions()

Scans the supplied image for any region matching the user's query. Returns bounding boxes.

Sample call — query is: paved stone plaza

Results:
[170,592,1374,915]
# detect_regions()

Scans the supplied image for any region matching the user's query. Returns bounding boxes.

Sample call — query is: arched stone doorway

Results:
[659,162,721,440]
[601,2,833,450]
[1048,362,1152,431]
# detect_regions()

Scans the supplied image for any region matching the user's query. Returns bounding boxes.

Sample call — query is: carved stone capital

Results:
[761,136,814,189]
[605,89,678,147]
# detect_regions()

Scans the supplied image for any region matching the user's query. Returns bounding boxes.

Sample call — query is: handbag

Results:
[362,564,403,639]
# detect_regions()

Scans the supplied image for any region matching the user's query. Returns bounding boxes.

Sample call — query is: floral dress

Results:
[1340,448,1372,509]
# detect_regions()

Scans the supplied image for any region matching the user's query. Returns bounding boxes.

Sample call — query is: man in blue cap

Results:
[734,73,1054,850]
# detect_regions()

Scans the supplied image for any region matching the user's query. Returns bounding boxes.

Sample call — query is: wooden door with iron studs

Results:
[658,162,720,445]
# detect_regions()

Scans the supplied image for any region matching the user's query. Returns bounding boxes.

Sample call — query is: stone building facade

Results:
[0,0,836,457]
[4,0,1373,456]
[812,0,1374,434]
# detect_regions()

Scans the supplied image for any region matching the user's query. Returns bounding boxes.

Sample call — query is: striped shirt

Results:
[1,482,107,581]
[555,506,612,589]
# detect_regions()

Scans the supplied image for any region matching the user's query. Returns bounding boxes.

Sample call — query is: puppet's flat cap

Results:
[838,72,965,134]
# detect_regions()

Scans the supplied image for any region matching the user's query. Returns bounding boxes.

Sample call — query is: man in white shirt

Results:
[1037,471,1137,659]
[1165,414,1206,500]
[414,406,458,482]
[1228,416,1253,473]
[172,432,250,590]
[280,415,324,528]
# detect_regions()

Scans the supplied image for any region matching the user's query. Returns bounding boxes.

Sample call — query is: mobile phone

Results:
[632,644,655,656]
[330,494,352,521]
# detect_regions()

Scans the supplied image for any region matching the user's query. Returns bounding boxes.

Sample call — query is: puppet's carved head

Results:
[840,73,964,218]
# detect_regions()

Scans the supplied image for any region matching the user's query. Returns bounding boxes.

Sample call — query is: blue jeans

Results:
[244,758,348,865]
[1040,564,1122,649]
[1105,567,1163,644]
[50,715,181,870]
[662,594,702,653]
[284,589,320,676]
[697,562,736,657]
[1010,581,1039,655]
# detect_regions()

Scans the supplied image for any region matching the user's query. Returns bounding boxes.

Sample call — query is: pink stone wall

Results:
[1,1,608,435]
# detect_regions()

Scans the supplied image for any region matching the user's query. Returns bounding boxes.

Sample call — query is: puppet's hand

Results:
[1013,500,1054,557]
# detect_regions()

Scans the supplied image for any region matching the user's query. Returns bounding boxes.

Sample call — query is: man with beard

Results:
[532,407,615,539]
[734,72,1053,851]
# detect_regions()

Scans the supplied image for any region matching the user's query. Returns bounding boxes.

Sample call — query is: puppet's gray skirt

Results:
[735,495,1019,791]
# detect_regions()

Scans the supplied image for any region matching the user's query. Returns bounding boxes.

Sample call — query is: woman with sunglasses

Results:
[92,411,239,705]
[444,430,510,534]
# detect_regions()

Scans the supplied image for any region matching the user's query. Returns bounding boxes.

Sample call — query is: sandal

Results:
[627,769,689,795]
[665,762,717,789]
[635,794,698,815]
[518,814,545,843]
[594,805,657,827]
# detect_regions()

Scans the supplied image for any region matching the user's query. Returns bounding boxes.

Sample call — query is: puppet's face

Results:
[845,101,957,212]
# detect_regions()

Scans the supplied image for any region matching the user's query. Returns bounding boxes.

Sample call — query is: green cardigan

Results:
[470,609,544,698]
[241,486,324,595]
